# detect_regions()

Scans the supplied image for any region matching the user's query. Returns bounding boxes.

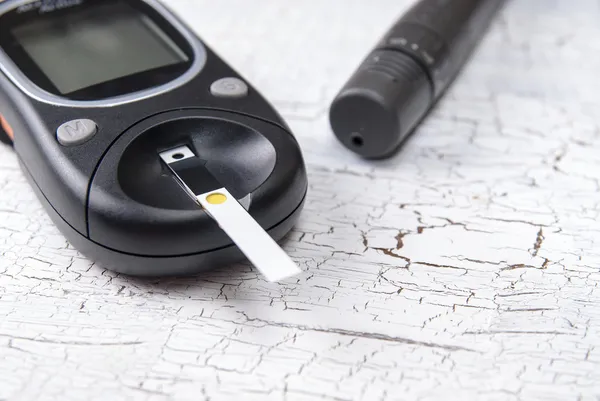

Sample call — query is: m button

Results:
[57,119,97,146]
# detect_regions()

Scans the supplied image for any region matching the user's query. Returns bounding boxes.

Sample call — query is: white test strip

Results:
[197,188,301,282]
[159,146,301,282]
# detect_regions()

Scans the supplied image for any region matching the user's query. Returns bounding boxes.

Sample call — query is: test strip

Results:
[159,146,301,282]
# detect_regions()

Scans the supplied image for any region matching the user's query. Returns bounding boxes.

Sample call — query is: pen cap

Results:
[330,49,432,158]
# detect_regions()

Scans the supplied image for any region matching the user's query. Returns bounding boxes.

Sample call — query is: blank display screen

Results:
[12,2,189,94]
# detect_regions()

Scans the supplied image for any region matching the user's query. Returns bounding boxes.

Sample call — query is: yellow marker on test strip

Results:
[206,193,227,205]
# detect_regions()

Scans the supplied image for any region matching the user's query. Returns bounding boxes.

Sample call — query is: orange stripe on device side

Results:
[0,114,14,140]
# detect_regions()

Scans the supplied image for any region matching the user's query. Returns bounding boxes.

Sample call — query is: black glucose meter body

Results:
[0,0,307,276]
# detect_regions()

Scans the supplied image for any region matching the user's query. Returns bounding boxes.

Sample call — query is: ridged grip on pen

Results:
[379,0,505,95]
[329,49,432,158]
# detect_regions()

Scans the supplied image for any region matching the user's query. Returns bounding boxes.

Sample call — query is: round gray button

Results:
[210,77,248,98]
[57,119,97,146]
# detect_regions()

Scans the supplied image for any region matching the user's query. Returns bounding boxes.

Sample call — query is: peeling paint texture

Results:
[1,1,600,400]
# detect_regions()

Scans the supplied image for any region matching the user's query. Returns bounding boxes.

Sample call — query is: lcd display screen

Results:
[11,1,189,94]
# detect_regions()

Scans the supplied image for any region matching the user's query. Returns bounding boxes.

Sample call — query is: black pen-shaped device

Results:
[330,0,506,158]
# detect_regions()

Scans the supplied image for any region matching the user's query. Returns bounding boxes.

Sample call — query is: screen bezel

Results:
[0,0,198,102]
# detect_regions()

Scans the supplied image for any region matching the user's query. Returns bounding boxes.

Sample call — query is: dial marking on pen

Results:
[422,51,435,65]
[389,37,408,46]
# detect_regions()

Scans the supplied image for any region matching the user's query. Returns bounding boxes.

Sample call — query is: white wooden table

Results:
[2,1,600,400]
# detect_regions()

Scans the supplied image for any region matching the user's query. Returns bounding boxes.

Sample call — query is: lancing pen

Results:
[330,0,506,158]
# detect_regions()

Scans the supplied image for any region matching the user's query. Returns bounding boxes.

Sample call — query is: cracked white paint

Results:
[1,0,600,400]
